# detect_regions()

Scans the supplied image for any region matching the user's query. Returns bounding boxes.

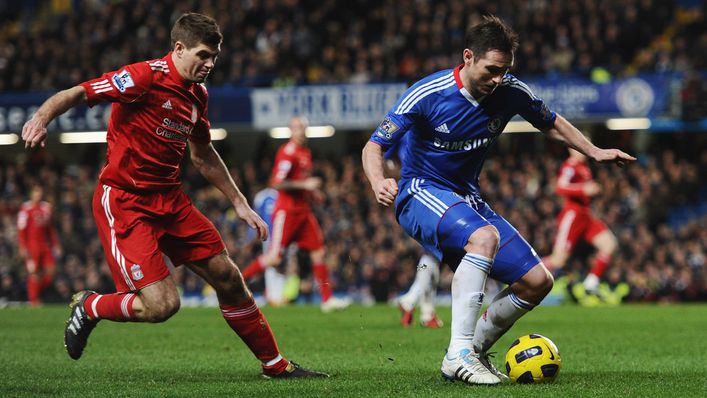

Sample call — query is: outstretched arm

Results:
[362,141,399,207]
[544,114,636,165]
[189,141,268,240]
[22,86,87,148]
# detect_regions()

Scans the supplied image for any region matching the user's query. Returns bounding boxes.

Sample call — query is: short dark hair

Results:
[465,15,519,58]
[171,13,222,49]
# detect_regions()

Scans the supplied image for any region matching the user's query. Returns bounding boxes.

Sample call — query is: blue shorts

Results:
[395,178,540,285]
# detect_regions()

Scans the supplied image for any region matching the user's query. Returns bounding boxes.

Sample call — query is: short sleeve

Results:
[270,144,294,186]
[189,87,211,144]
[506,75,557,130]
[369,107,416,152]
[79,62,153,107]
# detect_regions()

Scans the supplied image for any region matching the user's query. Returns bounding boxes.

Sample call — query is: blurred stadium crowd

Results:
[0,0,705,305]
[1,139,705,305]
[0,0,704,90]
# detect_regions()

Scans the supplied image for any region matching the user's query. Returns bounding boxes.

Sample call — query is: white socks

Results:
[448,253,492,355]
[419,254,440,322]
[472,287,535,353]
[583,273,600,293]
[400,254,440,320]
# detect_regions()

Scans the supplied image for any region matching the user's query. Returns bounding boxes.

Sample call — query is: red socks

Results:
[220,299,284,370]
[241,257,265,281]
[590,253,611,278]
[84,293,137,321]
[27,275,40,305]
[312,263,332,302]
[41,274,53,290]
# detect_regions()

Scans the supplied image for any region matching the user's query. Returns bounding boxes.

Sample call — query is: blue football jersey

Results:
[370,65,556,201]
[250,187,279,243]
[253,187,279,229]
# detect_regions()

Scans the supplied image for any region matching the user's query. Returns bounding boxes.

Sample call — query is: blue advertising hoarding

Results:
[0,74,682,133]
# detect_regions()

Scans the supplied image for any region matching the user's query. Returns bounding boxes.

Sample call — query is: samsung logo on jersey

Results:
[433,137,491,151]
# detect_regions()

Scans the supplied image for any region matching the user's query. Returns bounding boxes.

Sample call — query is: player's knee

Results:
[538,272,554,297]
[466,225,500,257]
[515,266,554,303]
[211,259,249,298]
[144,293,180,323]
[602,235,618,255]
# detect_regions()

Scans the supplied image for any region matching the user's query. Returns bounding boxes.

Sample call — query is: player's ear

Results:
[174,41,186,56]
[463,49,474,64]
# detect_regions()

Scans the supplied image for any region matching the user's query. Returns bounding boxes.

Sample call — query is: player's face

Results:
[176,41,221,83]
[289,117,308,145]
[463,49,513,98]
[30,187,43,202]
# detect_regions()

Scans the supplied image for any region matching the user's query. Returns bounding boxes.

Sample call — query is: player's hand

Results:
[53,246,63,258]
[303,176,322,191]
[18,247,27,259]
[583,181,602,197]
[372,178,398,207]
[592,148,636,167]
[234,203,269,241]
[21,116,48,149]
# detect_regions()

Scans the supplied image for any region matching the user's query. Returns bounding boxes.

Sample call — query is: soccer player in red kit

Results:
[241,117,350,312]
[21,13,326,378]
[544,148,618,303]
[17,185,62,306]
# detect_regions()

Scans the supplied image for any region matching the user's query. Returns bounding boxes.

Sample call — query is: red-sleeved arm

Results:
[16,207,28,250]
[270,146,293,186]
[190,87,211,144]
[555,165,586,198]
[79,61,153,107]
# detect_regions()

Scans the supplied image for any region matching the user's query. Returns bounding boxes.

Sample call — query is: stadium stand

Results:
[0,0,697,90]
[0,0,705,305]
[0,140,704,304]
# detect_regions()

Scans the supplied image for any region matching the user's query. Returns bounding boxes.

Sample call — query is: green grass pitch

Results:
[1,304,706,397]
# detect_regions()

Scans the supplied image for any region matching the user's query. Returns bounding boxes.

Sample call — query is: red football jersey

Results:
[556,158,593,208]
[80,53,211,192]
[17,201,59,250]
[271,141,312,211]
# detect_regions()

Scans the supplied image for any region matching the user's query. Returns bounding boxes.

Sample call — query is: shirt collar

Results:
[454,64,482,106]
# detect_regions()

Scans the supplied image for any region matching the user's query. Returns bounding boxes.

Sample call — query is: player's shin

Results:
[448,253,491,355]
[220,299,286,372]
[84,292,138,321]
[312,263,332,302]
[472,287,534,353]
[419,257,440,322]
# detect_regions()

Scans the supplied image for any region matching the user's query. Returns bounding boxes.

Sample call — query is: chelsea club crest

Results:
[487,117,503,134]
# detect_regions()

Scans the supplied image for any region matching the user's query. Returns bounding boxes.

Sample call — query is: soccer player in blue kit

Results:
[362,16,635,385]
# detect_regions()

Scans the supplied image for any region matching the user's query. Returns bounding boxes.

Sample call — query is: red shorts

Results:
[267,208,324,256]
[25,247,55,274]
[552,207,608,254]
[92,184,225,293]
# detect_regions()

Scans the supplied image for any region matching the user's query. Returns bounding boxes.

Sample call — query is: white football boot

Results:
[441,348,501,385]
[320,296,351,313]
[477,351,510,382]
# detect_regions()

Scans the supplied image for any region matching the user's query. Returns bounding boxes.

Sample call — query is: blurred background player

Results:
[21,12,326,378]
[544,148,618,305]
[398,253,443,328]
[16,185,62,306]
[243,186,292,306]
[385,136,443,328]
[254,116,350,312]
[363,15,635,385]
